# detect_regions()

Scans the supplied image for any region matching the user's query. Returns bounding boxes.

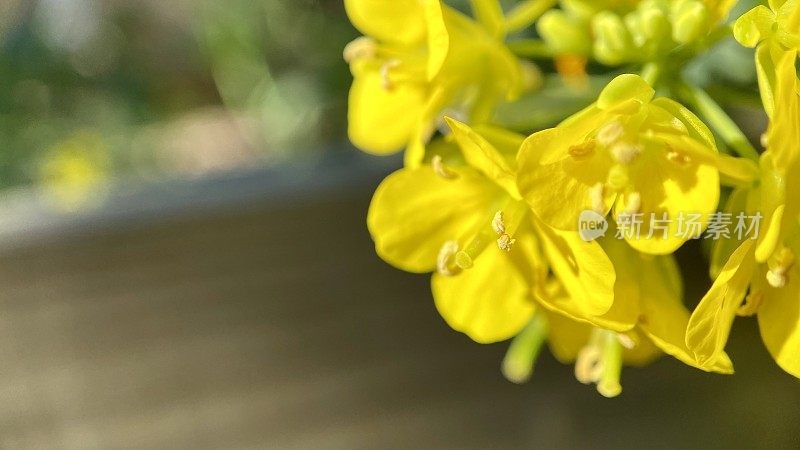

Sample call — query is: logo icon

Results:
[578,210,608,242]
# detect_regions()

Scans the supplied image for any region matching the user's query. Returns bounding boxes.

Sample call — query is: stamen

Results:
[737,290,763,317]
[624,192,641,214]
[497,234,516,252]
[671,117,687,132]
[455,251,474,270]
[597,121,624,146]
[431,155,457,179]
[617,333,636,349]
[492,211,506,235]
[568,139,596,159]
[666,150,691,165]
[589,182,606,214]
[574,329,624,398]
[761,133,769,149]
[597,331,623,398]
[767,247,795,289]
[502,313,549,384]
[574,345,604,385]
[610,142,641,165]
[343,37,377,63]
[437,241,462,276]
[380,59,402,90]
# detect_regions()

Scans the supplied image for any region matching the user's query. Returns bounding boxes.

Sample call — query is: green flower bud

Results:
[538,10,592,55]
[671,0,710,44]
[592,11,635,65]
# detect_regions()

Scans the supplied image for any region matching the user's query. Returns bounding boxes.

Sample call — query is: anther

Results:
[343,37,377,63]
[671,117,687,132]
[380,59,401,90]
[767,247,795,289]
[575,345,603,384]
[617,333,636,349]
[610,142,641,165]
[497,234,516,252]
[737,290,763,317]
[437,241,462,276]
[568,139,596,159]
[761,133,769,149]
[455,251,474,270]
[492,211,506,235]
[431,155,457,179]
[666,150,691,165]
[597,121,624,146]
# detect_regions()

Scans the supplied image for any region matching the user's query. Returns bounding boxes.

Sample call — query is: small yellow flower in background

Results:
[344,0,522,165]
[38,131,109,211]
[517,74,721,255]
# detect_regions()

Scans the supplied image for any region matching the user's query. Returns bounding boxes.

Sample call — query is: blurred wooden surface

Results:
[0,155,797,449]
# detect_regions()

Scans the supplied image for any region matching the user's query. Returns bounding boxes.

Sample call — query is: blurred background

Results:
[0,0,798,449]
[0,0,355,209]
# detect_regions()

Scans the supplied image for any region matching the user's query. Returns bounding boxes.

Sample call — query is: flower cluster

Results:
[344,0,800,396]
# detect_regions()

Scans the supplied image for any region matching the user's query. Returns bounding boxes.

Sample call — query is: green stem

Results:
[597,331,623,398]
[505,0,558,34]
[640,62,662,87]
[676,80,760,161]
[507,39,552,59]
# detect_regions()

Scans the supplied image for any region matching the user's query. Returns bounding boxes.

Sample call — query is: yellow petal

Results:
[431,225,542,343]
[344,0,427,45]
[544,309,592,363]
[348,69,426,154]
[639,254,734,373]
[686,240,756,369]
[536,236,639,332]
[532,217,616,316]
[733,5,776,48]
[756,153,787,262]
[755,44,778,119]
[768,50,800,173]
[621,134,720,255]
[368,166,504,273]
[709,186,751,279]
[758,248,800,378]
[425,1,450,80]
[517,112,616,231]
[650,98,716,149]
[446,118,521,199]
[597,74,655,114]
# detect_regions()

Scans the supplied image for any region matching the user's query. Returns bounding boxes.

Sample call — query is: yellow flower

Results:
[754,52,800,262]
[344,0,522,165]
[516,74,721,255]
[367,119,615,343]
[687,224,800,378]
[39,131,109,211]
[538,234,734,378]
[734,0,799,118]
[688,150,800,378]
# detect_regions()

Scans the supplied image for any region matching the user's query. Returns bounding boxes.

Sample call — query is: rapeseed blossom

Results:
[344,0,523,165]
[345,0,800,396]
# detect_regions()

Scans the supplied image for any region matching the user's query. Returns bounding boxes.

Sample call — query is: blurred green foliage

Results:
[0,0,356,199]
